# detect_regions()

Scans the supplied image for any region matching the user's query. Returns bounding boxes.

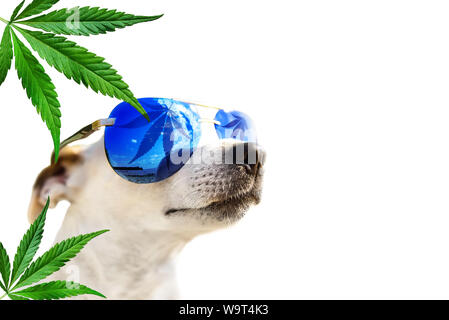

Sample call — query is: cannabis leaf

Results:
[15,27,147,123]
[0,198,108,300]
[13,281,105,300]
[16,0,60,21]
[17,6,163,36]
[0,0,163,161]
[10,1,26,22]
[9,196,49,287]
[12,30,61,159]
[0,26,13,86]
[13,230,108,290]
[0,242,10,292]
[8,293,30,300]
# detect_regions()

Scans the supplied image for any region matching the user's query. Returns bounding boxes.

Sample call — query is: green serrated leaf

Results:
[8,293,30,300]
[9,198,49,288]
[11,30,61,159]
[0,242,11,292]
[10,0,26,22]
[12,281,106,300]
[15,0,60,21]
[13,230,108,290]
[0,26,13,86]
[17,6,163,36]
[14,26,149,120]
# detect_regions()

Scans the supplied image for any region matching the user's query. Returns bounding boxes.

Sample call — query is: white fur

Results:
[32,136,264,300]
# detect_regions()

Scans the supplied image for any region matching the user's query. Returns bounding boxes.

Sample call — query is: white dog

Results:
[27,130,265,299]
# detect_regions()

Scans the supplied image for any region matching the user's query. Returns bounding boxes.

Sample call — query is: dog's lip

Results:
[164,191,260,216]
[165,208,187,215]
[165,170,264,216]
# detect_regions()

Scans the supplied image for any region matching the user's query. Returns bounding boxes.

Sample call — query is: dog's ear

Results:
[28,146,84,223]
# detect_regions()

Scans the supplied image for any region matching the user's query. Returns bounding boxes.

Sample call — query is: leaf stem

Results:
[0,17,9,24]
[0,293,7,300]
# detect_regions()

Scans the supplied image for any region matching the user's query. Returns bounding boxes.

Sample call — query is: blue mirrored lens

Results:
[214,110,257,142]
[105,98,201,184]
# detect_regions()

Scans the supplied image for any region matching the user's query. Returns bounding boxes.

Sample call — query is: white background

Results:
[1,0,449,299]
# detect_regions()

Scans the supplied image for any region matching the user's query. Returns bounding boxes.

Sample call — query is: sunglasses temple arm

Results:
[51,118,116,164]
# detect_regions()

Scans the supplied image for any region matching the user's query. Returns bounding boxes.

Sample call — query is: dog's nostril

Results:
[231,142,263,175]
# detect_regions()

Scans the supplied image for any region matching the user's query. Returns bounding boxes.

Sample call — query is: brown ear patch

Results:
[28,146,84,223]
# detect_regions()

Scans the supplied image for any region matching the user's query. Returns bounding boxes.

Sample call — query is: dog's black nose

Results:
[232,142,265,175]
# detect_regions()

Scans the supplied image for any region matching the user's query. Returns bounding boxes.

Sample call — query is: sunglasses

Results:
[56,98,257,184]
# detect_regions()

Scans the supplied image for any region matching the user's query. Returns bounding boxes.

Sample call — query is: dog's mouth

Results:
[165,161,265,221]
[164,188,261,219]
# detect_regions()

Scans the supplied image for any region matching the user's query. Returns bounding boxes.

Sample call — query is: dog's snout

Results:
[231,142,265,175]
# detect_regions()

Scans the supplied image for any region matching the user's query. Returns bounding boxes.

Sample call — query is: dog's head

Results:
[28,137,265,236]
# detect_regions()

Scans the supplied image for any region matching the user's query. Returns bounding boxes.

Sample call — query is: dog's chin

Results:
[165,188,261,223]
[200,189,261,222]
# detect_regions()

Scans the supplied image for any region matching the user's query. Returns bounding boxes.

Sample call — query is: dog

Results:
[26,132,265,299]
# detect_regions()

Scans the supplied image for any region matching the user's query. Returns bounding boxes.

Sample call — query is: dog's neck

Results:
[52,200,194,300]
